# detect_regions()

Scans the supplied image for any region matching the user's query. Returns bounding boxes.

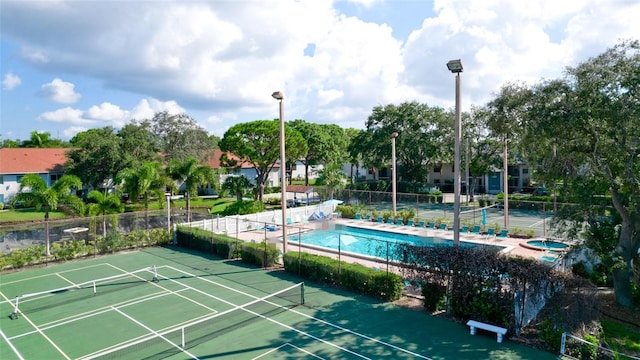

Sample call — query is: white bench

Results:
[466,320,507,343]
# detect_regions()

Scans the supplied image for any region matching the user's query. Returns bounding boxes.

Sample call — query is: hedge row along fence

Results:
[0,228,171,270]
[174,227,404,302]
[175,226,280,268]
[283,251,404,302]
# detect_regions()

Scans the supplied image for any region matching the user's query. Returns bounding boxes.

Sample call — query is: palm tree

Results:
[12,174,83,255]
[317,164,347,200]
[166,157,216,222]
[87,190,124,238]
[222,175,252,201]
[117,161,173,229]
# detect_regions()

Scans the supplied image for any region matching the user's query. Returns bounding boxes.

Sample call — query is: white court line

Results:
[10,288,191,340]
[56,273,81,288]
[0,291,71,360]
[0,328,24,360]
[253,343,325,360]
[165,265,431,360]
[0,263,110,286]
[104,263,218,313]
[111,306,200,360]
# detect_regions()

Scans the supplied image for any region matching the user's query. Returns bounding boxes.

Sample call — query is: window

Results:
[0,176,3,184]
[434,164,442,173]
[50,174,61,185]
[16,175,23,183]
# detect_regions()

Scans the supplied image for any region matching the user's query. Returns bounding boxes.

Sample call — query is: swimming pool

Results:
[288,224,501,260]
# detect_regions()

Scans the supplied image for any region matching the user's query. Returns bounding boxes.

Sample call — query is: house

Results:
[344,159,531,195]
[0,148,68,204]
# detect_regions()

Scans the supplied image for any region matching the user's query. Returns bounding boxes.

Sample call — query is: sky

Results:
[1,0,638,142]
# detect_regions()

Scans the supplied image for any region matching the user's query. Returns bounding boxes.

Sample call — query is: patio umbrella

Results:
[321,199,344,214]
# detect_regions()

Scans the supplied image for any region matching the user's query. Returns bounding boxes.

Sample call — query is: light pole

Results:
[465,137,470,205]
[503,136,509,231]
[447,59,463,247]
[272,91,287,254]
[391,132,398,217]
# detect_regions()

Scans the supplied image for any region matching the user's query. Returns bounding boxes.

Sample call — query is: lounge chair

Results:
[375,216,383,223]
[286,217,293,225]
[386,217,394,224]
[406,219,414,227]
[395,219,404,226]
[497,229,508,238]
[438,223,447,231]
[461,225,469,233]
[426,221,435,229]
[470,225,481,234]
[363,214,371,221]
[417,220,425,228]
[485,228,496,238]
[355,213,362,220]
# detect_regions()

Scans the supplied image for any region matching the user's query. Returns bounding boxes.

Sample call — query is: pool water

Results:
[289,224,499,259]
[522,240,569,251]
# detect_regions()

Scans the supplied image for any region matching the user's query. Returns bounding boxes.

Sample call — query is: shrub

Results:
[283,252,403,301]
[422,282,446,312]
[539,317,564,352]
[335,205,357,219]
[221,200,265,216]
[240,241,280,267]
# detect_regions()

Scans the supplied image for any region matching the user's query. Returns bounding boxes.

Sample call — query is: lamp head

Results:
[271,91,284,100]
[391,132,399,139]
[446,59,463,73]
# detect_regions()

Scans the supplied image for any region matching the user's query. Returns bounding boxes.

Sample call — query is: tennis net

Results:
[458,204,498,225]
[9,266,158,319]
[80,281,305,360]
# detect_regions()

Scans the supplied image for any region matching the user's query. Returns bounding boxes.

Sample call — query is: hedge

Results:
[282,252,403,301]
[176,226,280,267]
[0,228,171,271]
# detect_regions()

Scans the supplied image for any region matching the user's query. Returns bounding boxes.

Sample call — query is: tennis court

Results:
[0,247,555,359]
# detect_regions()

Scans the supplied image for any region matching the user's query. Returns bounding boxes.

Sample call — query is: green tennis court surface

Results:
[0,247,555,359]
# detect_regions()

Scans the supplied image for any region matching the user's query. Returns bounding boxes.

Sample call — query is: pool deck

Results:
[237,218,567,269]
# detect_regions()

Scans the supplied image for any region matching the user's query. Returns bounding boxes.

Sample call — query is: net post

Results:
[300,282,305,305]
[93,281,97,296]
[9,296,20,320]
[181,326,185,348]
[151,265,159,283]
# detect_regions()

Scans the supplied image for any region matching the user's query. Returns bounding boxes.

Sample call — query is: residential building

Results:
[0,148,68,204]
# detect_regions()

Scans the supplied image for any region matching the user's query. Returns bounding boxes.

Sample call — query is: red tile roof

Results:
[0,148,68,174]
[206,149,270,169]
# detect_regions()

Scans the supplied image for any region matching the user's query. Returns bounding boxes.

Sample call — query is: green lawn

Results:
[0,197,238,224]
[0,209,67,223]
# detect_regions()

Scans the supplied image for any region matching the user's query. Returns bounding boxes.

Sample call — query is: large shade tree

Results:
[517,40,640,306]
[462,106,503,200]
[218,120,307,201]
[12,174,83,255]
[289,121,348,185]
[355,102,451,183]
[65,127,123,190]
[150,111,215,162]
[166,157,216,222]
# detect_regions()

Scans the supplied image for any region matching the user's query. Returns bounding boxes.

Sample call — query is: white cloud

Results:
[37,107,92,125]
[62,126,89,139]
[129,98,185,121]
[39,78,81,103]
[1,0,638,140]
[2,72,21,90]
